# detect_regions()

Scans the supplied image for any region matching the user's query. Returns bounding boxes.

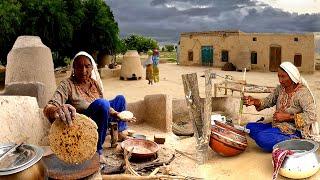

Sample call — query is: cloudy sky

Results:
[106,0,320,43]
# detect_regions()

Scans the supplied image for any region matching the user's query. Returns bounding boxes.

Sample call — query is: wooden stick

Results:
[102,174,203,180]
[135,154,175,171]
[124,147,140,176]
[175,149,197,162]
[214,86,272,93]
[238,68,246,126]
[149,167,159,176]
[242,112,272,117]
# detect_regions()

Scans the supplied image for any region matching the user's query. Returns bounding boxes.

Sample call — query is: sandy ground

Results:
[57,63,320,179]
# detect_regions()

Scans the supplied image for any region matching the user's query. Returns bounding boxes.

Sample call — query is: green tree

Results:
[123,34,158,53]
[0,0,121,67]
[74,0,120,55]
[12,0,75,67]
[165,44,175,52]
[0,0,23,64]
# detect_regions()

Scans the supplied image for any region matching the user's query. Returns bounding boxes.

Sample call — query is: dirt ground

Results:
[57,63,320,179]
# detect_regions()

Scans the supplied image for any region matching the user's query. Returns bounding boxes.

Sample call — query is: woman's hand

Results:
[116,110,137,123]
[121,116,137,123]
[53,104,76,126]
[273,111,293,122]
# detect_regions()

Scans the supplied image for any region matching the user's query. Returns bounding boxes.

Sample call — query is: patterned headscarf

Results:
[71,51,104,92]
[280,61,320,139]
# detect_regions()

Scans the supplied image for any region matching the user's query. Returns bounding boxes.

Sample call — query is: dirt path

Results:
[57,63,320,179]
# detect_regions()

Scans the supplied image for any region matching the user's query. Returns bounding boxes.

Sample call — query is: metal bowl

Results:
[273,139,320,179]
[121,139,159,159]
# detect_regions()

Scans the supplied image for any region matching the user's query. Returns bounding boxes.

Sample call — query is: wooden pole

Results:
[182,73,203,137]
[181,70,212,164]
[238,68,246,125]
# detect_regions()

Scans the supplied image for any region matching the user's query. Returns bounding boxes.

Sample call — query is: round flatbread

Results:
[118,111,133,120]
[49,113,98,164]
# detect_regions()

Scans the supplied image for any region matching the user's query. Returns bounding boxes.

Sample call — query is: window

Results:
[188,50,193,61]
[251,51,257,64]
[294,54,302,67]
[221,50,229,62]
[253,37,257,41]
[294,37,299,42]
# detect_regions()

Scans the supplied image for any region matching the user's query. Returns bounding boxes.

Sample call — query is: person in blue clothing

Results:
[243,62,319,152]
[43,51,135,163]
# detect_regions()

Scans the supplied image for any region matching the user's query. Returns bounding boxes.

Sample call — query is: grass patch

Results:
[160,51,177,59]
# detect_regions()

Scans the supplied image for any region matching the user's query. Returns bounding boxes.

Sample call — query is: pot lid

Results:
[0,143,43,176]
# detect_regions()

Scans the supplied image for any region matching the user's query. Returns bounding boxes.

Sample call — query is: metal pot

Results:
[273,139,320,179]
[0,143,44,180]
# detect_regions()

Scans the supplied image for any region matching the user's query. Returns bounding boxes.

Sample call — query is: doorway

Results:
[269,45,281,72]
[201,46,213,66]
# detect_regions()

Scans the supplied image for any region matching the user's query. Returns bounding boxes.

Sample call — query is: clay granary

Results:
[179,30,319,72]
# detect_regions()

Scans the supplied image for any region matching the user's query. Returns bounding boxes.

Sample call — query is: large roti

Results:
[49,113,98,164]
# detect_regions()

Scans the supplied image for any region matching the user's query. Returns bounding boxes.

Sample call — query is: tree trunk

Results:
[181,70,212,164]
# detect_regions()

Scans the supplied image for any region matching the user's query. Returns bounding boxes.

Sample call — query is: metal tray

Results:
[0,143,43,176]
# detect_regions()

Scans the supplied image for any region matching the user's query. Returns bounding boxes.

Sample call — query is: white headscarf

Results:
[280,61,320,139]
[71,51,104,93]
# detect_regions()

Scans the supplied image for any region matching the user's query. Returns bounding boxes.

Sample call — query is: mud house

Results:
[179,30,318,72]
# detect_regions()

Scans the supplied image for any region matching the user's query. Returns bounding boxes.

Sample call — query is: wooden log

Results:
[213,83,217,97]
[199,70,212,162]
[181,73,203,137]
[181,71,213,164]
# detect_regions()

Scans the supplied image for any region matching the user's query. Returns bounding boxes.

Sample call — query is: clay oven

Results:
[120,50,143,80]
[5,36,56,107]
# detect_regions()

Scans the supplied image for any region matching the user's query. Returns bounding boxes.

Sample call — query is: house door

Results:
[201,46,213,66]
[269,46,281,72]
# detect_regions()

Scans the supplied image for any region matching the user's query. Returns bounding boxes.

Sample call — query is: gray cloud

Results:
[106,0,320,44]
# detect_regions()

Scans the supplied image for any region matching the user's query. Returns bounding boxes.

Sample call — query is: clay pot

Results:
[210,122,247,157]
[214,121,245,136]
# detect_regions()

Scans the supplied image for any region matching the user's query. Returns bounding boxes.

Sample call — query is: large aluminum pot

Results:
[273,139,320,179]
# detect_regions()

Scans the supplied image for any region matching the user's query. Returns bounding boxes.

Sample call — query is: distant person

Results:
[152,49,160,83]
[43,51,135,163]
[243,62,320,152]
[144,50,154,85]
[176,41,180,65]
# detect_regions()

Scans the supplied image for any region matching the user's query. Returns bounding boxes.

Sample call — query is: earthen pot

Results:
[214,120,245,136]
[210,121,247,157]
